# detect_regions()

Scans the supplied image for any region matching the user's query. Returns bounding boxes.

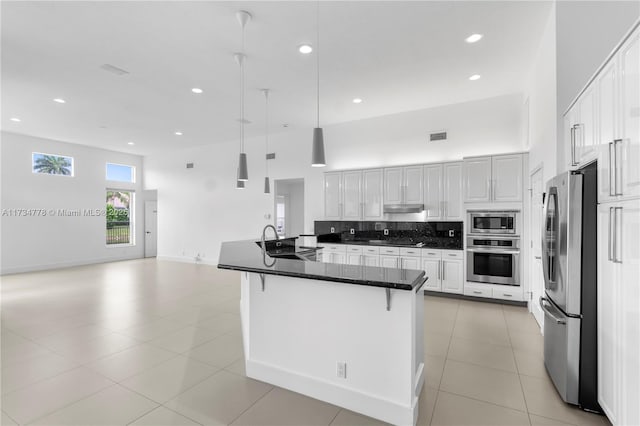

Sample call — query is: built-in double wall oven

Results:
[466,211,521,286]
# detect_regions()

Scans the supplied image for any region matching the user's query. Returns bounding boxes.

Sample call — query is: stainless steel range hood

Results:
[383,204,425,214]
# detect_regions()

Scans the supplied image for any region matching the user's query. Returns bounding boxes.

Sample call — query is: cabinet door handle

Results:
[487,179,491,200]
[473,290,482,295]
[614,207,622,263]
[609,141,615,196]
[608,207,614,261]
[613,139,623,196]
[492,179,497,201]
[442,261,445,281]
[437,260,441,280]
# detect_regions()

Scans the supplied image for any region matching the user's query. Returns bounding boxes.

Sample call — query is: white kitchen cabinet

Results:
[384,166,423,205]
[424,163,462,220]
[422,254,441,291]
[321,244,347,264]
[363,255,379,267]
[464,157,492,203]
[443,162,464,220]
[577,84,598,164]
[463,283,492,298]
[404,166,424,204]
[598,59,618,203]
[424,164,443,219]
[346,253,362,265]
[618,30,640,200]
[597,200,640,425]
[380,255,399,269]
[324,169,383,220]
[363,169,384,220]
[324,172,342,219]
[342,171,363,220]
[441,257,463,294]
[464,155,523,203]
[492,154,523,202]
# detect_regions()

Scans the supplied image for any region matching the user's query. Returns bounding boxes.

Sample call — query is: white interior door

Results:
[144,200,157,258]
[530,168,544,327]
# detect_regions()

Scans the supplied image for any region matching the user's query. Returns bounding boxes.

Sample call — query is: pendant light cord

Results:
[264,90,269,175]
[240,24,245,153]
[316,0,320,128]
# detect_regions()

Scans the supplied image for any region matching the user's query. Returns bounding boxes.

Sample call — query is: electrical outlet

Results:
[449,230,455,237]
[336,361,347,379]
[330,227,335,233]
[383,229,389,236]
[350,228,355,234]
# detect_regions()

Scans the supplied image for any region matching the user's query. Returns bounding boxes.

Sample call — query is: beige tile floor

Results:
[0,259,611,426]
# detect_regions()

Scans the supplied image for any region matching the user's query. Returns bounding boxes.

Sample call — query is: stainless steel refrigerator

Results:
[540,163,600,412]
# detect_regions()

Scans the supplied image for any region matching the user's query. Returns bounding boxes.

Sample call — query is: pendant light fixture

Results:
[236,10,251,181]
[311,1,326,167]
[262,89,271,194]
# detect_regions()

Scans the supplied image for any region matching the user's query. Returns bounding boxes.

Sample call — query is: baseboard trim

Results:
[1,255,144,275]
[156,256,217,266]
[246,359,417,426]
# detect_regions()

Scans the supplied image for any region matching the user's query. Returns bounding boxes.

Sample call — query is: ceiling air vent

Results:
[429,131,447,142]
[100,64,130,76]
[186,163,194,169]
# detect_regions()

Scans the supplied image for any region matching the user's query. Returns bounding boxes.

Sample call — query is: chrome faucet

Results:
[261,224,279,254]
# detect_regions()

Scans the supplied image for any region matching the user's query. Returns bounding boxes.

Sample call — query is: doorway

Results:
[274,179,304,238]
[529,167,544,328]
[144,200,157,258]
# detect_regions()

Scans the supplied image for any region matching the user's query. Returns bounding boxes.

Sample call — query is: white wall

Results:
[555,1,640,172]
[526,2,557,184]
[0,132,145,274]
[275,179,304,238]
[144,94,524,265]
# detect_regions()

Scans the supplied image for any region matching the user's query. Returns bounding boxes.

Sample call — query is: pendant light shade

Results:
[236,168,245,189]
[264,176,271,193]
[237,152,248,181]
[311,128,326,167]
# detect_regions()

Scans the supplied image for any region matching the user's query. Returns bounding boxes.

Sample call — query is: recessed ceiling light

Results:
[352,98,363,104]
[127,142,135,145]
[298,44,313,54]
[465,34,483,43]
[191,88,203,94]
[53,98,66,103]
[175,131,183,136]
[10,117,21,122]
[469,74,481,81]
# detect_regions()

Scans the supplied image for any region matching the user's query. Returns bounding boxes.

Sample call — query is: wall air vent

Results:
[100,64,130,76]
[186,163,194,169]
[429,131,447,142]
[266,153,276,160]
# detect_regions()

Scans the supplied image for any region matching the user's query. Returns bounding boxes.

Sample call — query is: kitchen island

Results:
[218,239,427,426]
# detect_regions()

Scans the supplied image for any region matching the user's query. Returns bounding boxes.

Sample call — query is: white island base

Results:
[239,272,425,426]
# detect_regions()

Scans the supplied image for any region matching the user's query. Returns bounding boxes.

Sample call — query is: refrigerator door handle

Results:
[540,297,566,324]
[542,187,558,286]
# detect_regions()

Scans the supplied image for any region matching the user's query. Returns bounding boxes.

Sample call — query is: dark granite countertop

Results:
[217,239,427,291]
[322,239,463,250]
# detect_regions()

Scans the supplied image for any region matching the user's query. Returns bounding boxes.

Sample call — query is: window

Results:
[106,163,135,183]
[32,152,74,176]
[106,190,133,245]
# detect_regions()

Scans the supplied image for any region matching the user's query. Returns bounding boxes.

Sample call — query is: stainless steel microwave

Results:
[468,211,519,235]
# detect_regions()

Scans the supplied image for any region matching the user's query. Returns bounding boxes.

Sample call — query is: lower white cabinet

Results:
[441,257,463,294]
[320,244,347,264]
[597,200,640,426]
[380,255,399,268]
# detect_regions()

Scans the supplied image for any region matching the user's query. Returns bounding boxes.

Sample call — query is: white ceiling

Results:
[1,1,552,155]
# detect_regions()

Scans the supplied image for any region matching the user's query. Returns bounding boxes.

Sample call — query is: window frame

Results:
[105,189,135,247]
[32,152,74,177]
[105,162,136,183]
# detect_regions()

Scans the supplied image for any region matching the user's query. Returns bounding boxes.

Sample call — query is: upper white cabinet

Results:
[362,169,384,220]
[464,157,491,202]
[424,164,443,219]
[492,155,524,202]
[565,85,597,170]
[324,169,384,220]
[596,28,640,203]
[342,171,363,220]
[324,172,342,220]
[423,162,463,221]
[618,30,640,200]
[384,166,423,205]
[464,154,523,203]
